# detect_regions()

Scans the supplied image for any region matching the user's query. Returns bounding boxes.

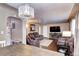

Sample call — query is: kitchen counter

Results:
[0,44,64,56]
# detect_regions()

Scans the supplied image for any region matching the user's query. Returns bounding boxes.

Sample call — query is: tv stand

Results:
[49,32,62,40]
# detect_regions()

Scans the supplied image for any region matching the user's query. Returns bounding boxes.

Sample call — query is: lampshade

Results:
[18,4,34,18]
[62,31,72,37]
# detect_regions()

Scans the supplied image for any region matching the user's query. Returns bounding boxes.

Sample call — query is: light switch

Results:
[0,31,4,34]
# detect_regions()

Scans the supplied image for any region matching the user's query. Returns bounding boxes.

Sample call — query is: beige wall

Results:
[48,23,69,32]
[75,13,79,55]
[26,19,40,34]
[70,19,76,35]
[42,23,70,37]
[0,4,18,41]
[7,17,22,42]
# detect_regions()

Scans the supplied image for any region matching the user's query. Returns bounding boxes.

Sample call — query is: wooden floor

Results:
[0,44,63,56]
[48,40,58,52]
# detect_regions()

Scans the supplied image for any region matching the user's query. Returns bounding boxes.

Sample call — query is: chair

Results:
[57,37,68,55]
[26,33,40,47]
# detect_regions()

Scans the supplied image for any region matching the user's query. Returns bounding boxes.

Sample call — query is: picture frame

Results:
[30,24,36,31]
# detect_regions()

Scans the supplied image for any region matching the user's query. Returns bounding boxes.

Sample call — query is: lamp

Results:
[18,4,34,18]
[62,31,72,37]
[26,24,29,28]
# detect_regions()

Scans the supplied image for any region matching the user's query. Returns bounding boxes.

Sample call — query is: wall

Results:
[22,20,27,44]
[43,25,48,37]
[48,23,70,32]
[39,24,43,35]
[70,18,77,55]
[75,13,79,56]
[0,4,17,42]
[70,19,76,35]
[42,23,70,37]
[69,13,79,56]
[7,17,22,43]
[26,19,40,34]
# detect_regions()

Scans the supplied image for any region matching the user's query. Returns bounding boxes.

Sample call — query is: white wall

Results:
[75,13,79,56]
[22,20,27,44]
[48,23,69,32]
[70,19,76,35]
[42,23,69,37]
[70,13,79,56]
[39,26,41,35]
[70,18,76,55]
[39,24,44,35]
[9,17,22,42]
[0,4,18,46]
[0,4,18,40]
[43,25,48,37]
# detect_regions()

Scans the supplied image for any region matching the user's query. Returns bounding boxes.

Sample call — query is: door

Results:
[7,17,22,45]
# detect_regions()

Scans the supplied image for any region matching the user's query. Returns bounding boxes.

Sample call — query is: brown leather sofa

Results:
[57,36,74,56]
[26,32,43,47]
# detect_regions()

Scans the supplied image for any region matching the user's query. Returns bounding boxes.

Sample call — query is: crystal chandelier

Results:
[18,4,34,18]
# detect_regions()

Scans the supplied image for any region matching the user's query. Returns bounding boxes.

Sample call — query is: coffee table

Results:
[40,39,53,49]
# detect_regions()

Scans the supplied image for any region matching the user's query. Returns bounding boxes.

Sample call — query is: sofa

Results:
[26,32,43,47]
[57,36,74,56]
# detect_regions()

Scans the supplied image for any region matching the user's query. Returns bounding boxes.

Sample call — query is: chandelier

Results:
[18,4,34,18]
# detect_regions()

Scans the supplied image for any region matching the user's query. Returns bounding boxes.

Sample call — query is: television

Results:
[50,26,60,32]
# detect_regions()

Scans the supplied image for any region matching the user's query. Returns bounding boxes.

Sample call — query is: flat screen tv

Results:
[50,26,60,32]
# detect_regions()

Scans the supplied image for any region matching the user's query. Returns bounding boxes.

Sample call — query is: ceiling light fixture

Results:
[18,4,34,18]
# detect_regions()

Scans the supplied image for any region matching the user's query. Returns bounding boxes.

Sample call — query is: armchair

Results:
[26,33,42,47]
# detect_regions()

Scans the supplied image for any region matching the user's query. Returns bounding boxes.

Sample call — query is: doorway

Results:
[7,16,22,45]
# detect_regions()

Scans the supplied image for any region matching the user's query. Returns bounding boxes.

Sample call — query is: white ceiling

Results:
[7,3,74,24]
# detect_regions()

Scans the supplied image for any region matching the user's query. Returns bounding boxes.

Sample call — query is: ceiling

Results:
[7,3,74,24]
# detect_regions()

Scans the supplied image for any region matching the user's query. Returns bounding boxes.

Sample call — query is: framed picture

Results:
[30,24,36,31]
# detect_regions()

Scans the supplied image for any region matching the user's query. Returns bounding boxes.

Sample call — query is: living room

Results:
[25,3,75,56]
[0,3,79,56]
